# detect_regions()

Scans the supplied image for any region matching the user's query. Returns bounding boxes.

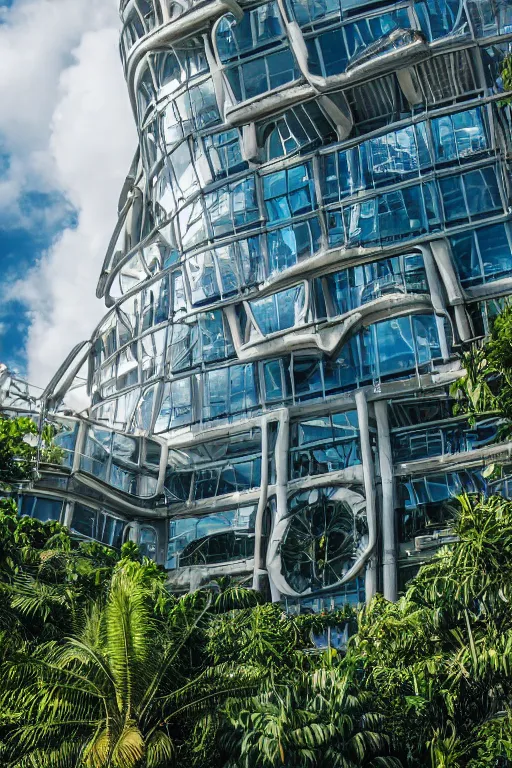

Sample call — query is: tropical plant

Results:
[0,414,65,493]
[191,600,389,768]
[501,53,512,101]
[450,303,512,430]
[0,561,265,768]
[221,665,402,768]
[350,493,512,767]
[0,415,39,488]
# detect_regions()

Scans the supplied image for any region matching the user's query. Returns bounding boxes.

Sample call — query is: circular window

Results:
[280,487,367,593]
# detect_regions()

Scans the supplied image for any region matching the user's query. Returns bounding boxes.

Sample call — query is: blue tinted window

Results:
[155,378,193,432]
[193,457,261,499]
[360,314,441,380]
[465,0,512,37]
[398,470,485,542]
[440,175,468,224]
[199,311,235,363]
[186,238,262,307]
[393,419,499,462]
[326,253,428,316]
[200,129,247,180]
[264,163,316,222]
[440,166,502,224]
[286,0,341,26]
[293,356,323,400]
[202,364,258,421]
[141,276,169,330]
[206,176,260,237]
[53,421,78,468]
[306,7,411,78]
[263,359,290,402]
[81,428,111,481]
[263,101,336,161]
[450,222,512,288]
[290,411,361,479]
[169,312,235,371]
[432,107,488,163]
[414,0,469,40]
[324,336,359,393]
[218,6,300,103]
[167,505,256,569]
[341,182,440,248]
[376,317,416,376]
[216,3,286,62]
[267,217,322,274]
[325,167,504,250]
[230,364,258,412]
[323,147,363,201]
[72,503,97,538]
[465,167,502,218]
[414,314,442,365]
[250,284,305,335]
[323,109,489,204]
[20,496,63,523]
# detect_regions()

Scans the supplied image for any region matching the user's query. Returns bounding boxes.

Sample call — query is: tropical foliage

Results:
[451,303,512,428]
[0,415,39,487]
[502,53,512,98]
[1,411,512,766]
[353,493,512,767]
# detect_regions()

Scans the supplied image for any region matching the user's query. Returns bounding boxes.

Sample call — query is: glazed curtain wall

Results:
[53,0,512,603]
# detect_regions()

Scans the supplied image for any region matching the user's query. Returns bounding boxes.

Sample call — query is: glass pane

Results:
[376,317,415,376]
[72,504,97,539]
[250,284,305,335]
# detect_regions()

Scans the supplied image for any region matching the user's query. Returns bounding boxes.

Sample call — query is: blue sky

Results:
[0,0,135,387]
[1,227,41,372]
[0,190,77,373]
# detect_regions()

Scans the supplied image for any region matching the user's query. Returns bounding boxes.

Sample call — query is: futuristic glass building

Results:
[4,0,512,610]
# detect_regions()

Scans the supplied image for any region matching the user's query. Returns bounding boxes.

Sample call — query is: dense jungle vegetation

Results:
[2,306,512,767]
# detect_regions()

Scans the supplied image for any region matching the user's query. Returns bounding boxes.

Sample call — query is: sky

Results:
[0,0,136,388]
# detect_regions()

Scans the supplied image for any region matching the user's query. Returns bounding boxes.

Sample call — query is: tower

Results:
[10,0,512,611]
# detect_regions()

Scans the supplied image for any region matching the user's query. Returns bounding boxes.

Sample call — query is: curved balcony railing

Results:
[88,310,447,435]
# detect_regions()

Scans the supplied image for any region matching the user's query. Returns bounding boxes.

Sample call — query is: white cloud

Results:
[1,0,136,386]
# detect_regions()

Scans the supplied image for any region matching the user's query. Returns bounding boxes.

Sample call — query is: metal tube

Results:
[375,400,397,602]
[355,389,377,602]
[252,415,269,592]
[266,408,290,602]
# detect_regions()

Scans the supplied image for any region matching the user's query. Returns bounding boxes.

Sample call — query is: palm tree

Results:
[1,562,259,768]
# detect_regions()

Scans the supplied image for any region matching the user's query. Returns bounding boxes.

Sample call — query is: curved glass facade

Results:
[9,0,512,608]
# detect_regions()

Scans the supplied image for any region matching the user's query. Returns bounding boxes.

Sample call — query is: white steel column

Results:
[375,400,397,602]
[355,389,377,602]
[252,416,269,592]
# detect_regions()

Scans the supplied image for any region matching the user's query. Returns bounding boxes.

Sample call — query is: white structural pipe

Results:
[375,400,397,602]
[355,389,378,601]
[252,416,269,592]
[265,408,290,602]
